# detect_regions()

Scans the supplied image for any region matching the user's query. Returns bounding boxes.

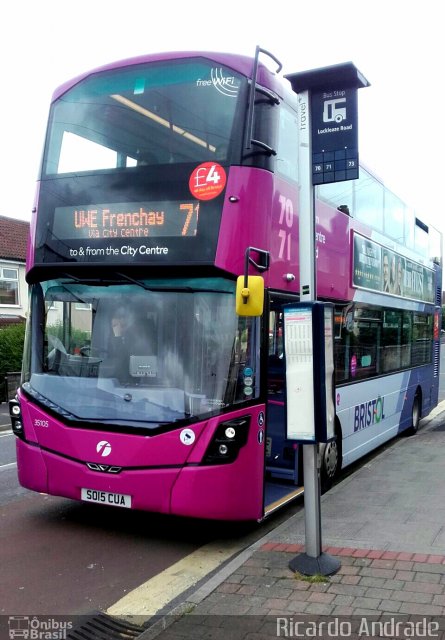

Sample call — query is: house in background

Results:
[0,215,30,327]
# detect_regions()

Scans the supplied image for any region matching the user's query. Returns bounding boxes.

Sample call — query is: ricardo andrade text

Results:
[276,616,440,637]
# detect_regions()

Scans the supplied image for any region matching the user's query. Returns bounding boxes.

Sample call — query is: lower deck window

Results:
[334,304,433,384]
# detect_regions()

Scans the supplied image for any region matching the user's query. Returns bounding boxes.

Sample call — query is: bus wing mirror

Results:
[236,276,264,316]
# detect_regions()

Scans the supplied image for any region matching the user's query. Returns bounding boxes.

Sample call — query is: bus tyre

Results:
[320,437,339,493]
[407,393,421,436]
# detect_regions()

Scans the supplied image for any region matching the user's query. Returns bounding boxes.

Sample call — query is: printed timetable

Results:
[284,307,316,441]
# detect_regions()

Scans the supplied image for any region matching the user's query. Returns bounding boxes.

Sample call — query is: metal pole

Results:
[297,88,322,559]
[288,88,340,577]
[302,444,322,558]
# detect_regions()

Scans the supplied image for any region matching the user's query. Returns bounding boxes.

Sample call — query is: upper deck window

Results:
[354,168,384,230]
[384,189,405,242]
[43,59,246,176]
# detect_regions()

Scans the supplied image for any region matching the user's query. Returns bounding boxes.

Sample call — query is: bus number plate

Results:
[81,488,132,508]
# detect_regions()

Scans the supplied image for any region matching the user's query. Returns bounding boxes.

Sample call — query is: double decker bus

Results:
[10,48,442,521]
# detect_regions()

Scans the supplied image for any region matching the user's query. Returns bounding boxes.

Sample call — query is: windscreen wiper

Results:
[115,272,152,291]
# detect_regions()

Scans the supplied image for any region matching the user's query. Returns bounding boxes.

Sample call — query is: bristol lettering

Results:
[354,396,385,432]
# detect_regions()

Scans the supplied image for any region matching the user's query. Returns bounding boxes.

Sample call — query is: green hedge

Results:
[0,323,26,381]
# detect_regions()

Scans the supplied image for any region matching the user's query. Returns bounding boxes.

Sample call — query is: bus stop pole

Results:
[288,88,340,576]
[297,89,321,559]
[301,444,322,559]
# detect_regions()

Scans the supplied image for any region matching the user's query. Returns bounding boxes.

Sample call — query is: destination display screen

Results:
[30,167,225,271]
[53,200,200,240]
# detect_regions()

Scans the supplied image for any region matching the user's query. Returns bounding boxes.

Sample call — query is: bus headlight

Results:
[11,404,20,416]
[9,399,25,440]
[203,416,250,465]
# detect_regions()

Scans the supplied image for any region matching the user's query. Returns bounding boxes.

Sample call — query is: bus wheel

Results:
[407,392,421,435]
[320,437,339,493]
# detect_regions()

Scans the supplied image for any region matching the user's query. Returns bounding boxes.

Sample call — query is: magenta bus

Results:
[10,48,442,521]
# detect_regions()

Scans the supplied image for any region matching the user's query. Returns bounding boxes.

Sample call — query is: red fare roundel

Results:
[189,162,227,201]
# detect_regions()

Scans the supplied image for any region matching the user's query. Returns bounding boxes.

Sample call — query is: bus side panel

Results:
[337,368,434,467]
[216,168,304,294]
[216,166,353,299]
[402,363,439,421]
[171,464,263,521]
[15,394,50,492]
[16,440,48,494]
[315,199,351,300]
[215,167,274,280]
[337,375,405,467]
[171,406,266,521]
[26,182,39,271]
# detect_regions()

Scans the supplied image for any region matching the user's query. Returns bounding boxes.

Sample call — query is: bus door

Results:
[264,294,303,516]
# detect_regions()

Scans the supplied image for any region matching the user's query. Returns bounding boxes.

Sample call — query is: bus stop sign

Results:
[311,87,359,184]
[285,62,370,185]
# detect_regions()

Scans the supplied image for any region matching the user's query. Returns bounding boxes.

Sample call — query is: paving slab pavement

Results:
[3,397,445,638]
[135,403,445,639]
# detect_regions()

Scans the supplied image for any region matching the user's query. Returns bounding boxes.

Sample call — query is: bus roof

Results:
[52,50,288,102]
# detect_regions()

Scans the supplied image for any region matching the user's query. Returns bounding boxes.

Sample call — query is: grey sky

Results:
[2,0,442,239]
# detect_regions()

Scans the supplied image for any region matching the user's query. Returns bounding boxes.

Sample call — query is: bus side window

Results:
[334,337,348,383]
[350,319,381,380]
[382,310,403,372]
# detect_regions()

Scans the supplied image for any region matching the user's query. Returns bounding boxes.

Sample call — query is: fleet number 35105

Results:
[34,419,49,427]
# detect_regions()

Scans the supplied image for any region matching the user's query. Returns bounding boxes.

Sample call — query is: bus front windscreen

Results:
[22,278,260,429]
